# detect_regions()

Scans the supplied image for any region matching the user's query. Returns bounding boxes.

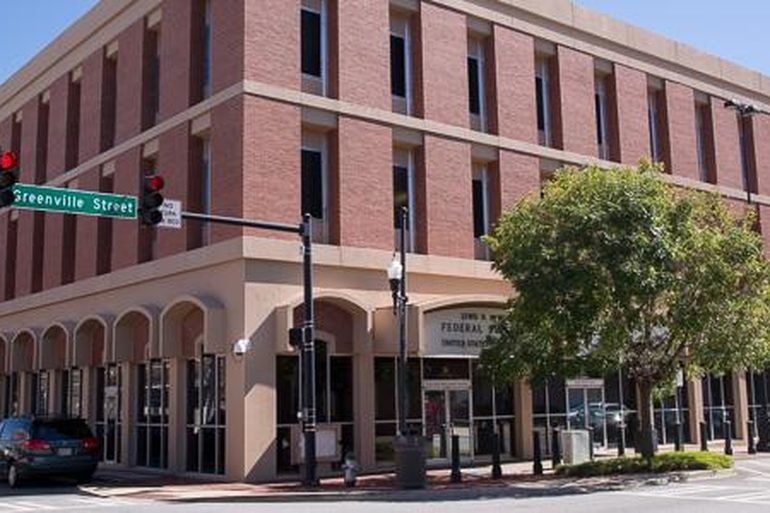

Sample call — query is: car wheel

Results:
[76,472,94,484]
[8,463,21,488]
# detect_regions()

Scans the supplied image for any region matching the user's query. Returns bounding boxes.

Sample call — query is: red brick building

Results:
[0,0,768,481]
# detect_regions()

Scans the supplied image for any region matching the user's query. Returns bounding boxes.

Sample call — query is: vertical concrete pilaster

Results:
[733,372,750,442]
[688,379,704,446]
[514,379,533,459]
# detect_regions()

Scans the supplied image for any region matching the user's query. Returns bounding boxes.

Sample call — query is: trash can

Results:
[394,435,426,489]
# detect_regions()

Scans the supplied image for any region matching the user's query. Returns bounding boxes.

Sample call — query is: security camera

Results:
[232,338,253,356]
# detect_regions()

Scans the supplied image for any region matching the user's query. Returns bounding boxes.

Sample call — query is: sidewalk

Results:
[80,452,738,504]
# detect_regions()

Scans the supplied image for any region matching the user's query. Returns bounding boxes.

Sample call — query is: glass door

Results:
[423,382,474,462]
[424,390,447,460]
[96,364,122,464]
[566,386,607,449]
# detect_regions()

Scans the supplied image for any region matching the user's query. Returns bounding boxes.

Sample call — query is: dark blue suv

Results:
[0,416,99,488]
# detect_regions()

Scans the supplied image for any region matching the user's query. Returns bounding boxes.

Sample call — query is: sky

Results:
[0,0,99,85]
[0,1,768,85]
[575,0,770,75]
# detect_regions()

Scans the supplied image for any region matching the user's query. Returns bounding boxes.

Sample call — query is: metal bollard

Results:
[748,420,757,455]
[551,428,562,468]
[587,427,595,461]
[674,421,683,452]
[724,420,733,456]
[700,421,709,452]
[451,434,461,483]
[758,413,770,452]
[618,422,626,457]
[491,431,503,480]
[532,431,544,476]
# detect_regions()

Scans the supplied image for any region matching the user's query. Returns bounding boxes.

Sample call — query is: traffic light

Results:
[0,150,18,208]
[140,174,165,225]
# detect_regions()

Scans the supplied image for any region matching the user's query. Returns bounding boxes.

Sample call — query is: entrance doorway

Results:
[566,381,607,449]
[423,381,472,462]
[96,364,122,463]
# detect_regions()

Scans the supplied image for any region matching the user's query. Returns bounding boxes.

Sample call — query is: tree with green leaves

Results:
[481,162,770,458]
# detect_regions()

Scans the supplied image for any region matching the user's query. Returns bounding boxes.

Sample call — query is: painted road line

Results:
[10,502,57,511]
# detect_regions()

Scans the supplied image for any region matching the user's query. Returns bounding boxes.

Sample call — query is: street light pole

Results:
[724,99,766,205]
[388,207,409,437]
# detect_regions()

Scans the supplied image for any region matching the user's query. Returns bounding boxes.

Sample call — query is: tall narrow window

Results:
[393,148,415,252]
[102,52,118,151]
[202,0,212,99]
[189,136,212,250]
[4,216,17,300]
[648,87,663,162]
[37,98,49,184]
[301,0,326,95]
[595,73,611,160]
[301,132,328,243]
[472,164,490,260]
[535,56,553,147]
[695,98,713,183]
[97,170,114,275]
[391,14,412,115]
[66,75,82,170]
[738,114,754,193]
[468,37,486,132]
[144,24,161,129]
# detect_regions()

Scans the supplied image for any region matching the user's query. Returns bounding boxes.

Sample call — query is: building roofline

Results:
[0,0,768,115]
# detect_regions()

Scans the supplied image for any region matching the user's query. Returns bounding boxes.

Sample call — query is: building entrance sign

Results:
[13,184,137,219]
[424,308,504,357]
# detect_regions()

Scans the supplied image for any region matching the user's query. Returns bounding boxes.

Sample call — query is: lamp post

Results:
[387,206,426,489]
[724,98,766,205]
[388,206,409,437]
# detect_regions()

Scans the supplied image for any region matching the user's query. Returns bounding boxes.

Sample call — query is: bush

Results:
[555,452,733,478]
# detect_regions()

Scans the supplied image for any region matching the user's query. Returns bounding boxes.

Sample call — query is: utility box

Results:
[560,430,591,465]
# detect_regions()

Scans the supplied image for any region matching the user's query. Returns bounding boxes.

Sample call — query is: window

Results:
[702,373,737,441]
[738,114,754,193]
[468,37,486,131]
[472,164,490,260]
[202,0,212,99]
[393,148,416,252]
[66,75,82,170]
[102,52,118,151]
[391,13,412,114]
[301,131,328,243]
[186,354,226,475]
[301,0,326,95]
[97,171,114,275]
[144,25,161,129]
[188,136,212,250]
[595,73,611,160]
[647,87,663,162]
[200,137,212,243]
[535,56,553,147]
[4,216,17,300]
[136,360,170,468]
[695,99,713,183]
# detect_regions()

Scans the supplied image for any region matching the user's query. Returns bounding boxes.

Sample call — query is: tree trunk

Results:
[638,381,657,460]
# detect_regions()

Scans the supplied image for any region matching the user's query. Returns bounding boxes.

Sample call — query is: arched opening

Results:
[37,324,69,416]
[275,298,367,475]
[114,308,161,468]
[74,316,110,460]
[161,298,226,476]
[9,331,36,416]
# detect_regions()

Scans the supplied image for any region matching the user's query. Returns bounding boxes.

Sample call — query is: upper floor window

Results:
[301,0,327,96]
[66,73,82,170]
[738,113,753,193]
[391,13,413,115]
[594,71,611,160]
[468,36,487,132]
[102,50,118,151]
[647,83,664,163]
[472,164,490,261]
[535,55,553,147]
[393,148,416,252]
[301,131,329,243]
[695,97,713,183]
[202,0,213,99]
[144,22,161,129]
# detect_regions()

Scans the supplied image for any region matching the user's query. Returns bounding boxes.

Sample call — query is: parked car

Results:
[0,416,99,488]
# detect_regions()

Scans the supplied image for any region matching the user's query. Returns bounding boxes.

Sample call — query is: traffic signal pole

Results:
[181,210,318,487]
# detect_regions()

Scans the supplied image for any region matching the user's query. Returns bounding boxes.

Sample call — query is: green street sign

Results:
[12,184,137,219]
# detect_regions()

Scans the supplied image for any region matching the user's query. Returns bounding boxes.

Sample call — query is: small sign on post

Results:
[158,199,182,229]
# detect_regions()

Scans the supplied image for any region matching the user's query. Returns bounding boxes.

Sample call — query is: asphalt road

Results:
[3,458,770,512]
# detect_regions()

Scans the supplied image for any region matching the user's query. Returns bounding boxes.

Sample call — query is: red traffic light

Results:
[145,175,164,191]
[0,151,18,171]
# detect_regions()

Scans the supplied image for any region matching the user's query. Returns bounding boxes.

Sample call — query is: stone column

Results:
[733,371,750,443]
[687,379,704,446]
[514,379,533,459]
[167,358,185,473]
[354,350,375,470]
[121,362,135,466]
